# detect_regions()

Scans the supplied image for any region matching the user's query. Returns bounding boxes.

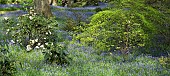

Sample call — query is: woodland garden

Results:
[0,0,170,76]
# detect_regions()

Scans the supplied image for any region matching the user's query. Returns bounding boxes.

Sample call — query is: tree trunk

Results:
[34,0,53,18]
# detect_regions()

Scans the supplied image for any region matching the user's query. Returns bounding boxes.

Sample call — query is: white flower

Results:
[17,23,19,25]
[38,43,41,46]
[35,46,39,49]
[30,7,33,9]
[48,31,52,35]
[35,39,38,42]
[46,32,48,35]
[30,11,33,14]
[40,45,44,47]
[45,43,48,45]
[4,17,8,20]
[10,40,15,44]
[30,40,35,44]
[6,29,9,32]
[110,52,113,55]
[128,20,131,23]
[51,43,54,46]
[26,45,32,51]
[29,16,33,20]
[6,29,9,34]
[6,32,8,34]
[44,38,47,39]
[22,14,26,16]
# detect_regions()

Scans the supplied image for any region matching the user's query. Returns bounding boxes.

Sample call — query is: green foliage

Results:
[0,45,16,76]
[145,0,170,6]
[86,0,99,6]
[111,0,170,27]
[0,7,20,11]
[159,55,170,69]
[2,10,58,50]
[95,7,102,12]
[75,10,151,54]
[0,0,7,4]
[43,42,71,65]
[100,0,111,2]
[2,9,71,65]
[20,0,34,11]
[0,0,33,4]
[70,2,86,7]
[70,0,100,7]
[62,18,76,32]
[62,12,86,33]
[85,0,170,56]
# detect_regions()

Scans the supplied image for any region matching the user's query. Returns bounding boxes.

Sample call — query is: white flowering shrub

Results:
[2,9,71,64]
[2,10,59,51]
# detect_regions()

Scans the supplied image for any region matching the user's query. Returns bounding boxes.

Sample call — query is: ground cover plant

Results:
[0,0,170,76]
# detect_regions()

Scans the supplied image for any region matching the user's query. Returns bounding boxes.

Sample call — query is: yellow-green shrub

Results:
[159,56,170,69]
[75,10,154,54]
[107,0,170,56]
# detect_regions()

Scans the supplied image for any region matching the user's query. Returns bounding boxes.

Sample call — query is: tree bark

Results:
[34,0,53,18]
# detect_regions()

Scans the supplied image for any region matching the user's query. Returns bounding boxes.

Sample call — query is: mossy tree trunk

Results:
[34,0,53,18]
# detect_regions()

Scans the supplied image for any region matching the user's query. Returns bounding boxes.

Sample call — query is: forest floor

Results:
[0,2,170,76]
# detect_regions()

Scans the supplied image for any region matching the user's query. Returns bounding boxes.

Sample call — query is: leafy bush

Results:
[62,12,86,33]
[75,10,152,54]
[2,9,71,65]
[2,9,58,50]
[159,55,170,69]
[0,45,16,76]
[43,42,71,65]
[100,0,170,56]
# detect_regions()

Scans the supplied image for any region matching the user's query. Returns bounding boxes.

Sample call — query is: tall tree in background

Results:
[34,0,53,18]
